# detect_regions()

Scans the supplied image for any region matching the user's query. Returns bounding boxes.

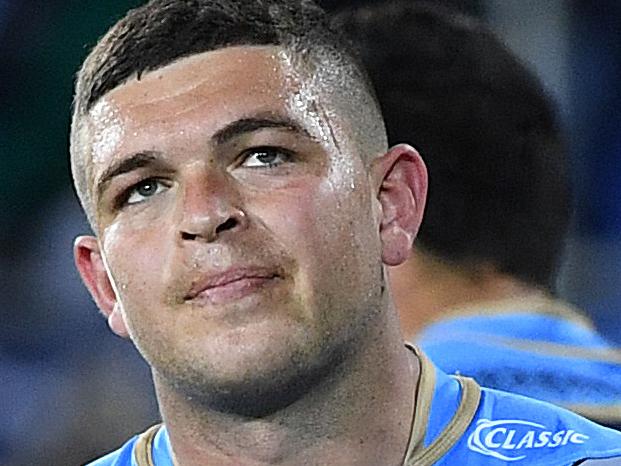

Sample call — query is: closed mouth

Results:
[184,268,282,304]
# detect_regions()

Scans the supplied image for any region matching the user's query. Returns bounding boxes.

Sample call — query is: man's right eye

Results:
[124,178,169,205]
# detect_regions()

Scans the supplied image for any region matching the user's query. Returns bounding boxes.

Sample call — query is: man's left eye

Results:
[240,147,291,168]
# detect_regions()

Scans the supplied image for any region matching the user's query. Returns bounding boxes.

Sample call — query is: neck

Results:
[154,306,419,466]
[391,249,546,339]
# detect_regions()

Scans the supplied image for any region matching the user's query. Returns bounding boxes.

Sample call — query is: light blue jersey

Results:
[87,347,621,465]
[418,296,621,430]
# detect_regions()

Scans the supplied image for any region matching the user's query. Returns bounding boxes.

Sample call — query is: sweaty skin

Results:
[74,46,427,466]
[89,99,125,165]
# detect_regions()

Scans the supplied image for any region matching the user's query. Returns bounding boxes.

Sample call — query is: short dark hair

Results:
[337,1,571,289]
[70,0,385,227]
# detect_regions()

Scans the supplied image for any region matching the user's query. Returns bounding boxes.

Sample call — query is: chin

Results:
[156,324,346,417]
[199,350,342,418]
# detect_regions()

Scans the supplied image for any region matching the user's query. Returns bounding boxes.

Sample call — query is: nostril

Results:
[180,216,240,242]
[215,217,238,235]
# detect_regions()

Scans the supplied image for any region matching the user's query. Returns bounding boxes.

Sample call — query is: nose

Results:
[178,171,247,243]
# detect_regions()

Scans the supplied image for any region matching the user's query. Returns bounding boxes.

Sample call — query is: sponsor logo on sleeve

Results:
[467,419,589,462]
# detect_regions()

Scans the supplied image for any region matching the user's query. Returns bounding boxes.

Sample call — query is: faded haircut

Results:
[337,1,571,290]
[70,0,386,228]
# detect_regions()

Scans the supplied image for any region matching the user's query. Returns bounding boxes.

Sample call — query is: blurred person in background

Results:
[68,0,621,464]
[0,2,159,465]
[0,193,159,466]
[338,0,621,431]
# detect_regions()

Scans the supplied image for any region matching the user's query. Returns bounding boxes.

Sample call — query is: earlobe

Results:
[372,144,428,266]
[74,235,129,338]
[108,303,130,338]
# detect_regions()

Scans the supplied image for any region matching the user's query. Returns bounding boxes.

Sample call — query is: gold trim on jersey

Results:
[134,424,161,466]
[131,348,483,466]
[404,347,482,465]
[404,348,436,459]
[407,377,480,466]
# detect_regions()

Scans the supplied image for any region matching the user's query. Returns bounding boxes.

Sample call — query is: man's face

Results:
[77,46,388,401]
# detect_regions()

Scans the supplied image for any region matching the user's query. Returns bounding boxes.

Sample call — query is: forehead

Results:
[80,44,356,205]
[90,46,293,139]
[83,45,346,181]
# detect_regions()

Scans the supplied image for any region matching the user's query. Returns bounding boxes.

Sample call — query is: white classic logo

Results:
[467,419,589,462]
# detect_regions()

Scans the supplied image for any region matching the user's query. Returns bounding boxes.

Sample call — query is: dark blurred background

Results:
[1,0,619,464]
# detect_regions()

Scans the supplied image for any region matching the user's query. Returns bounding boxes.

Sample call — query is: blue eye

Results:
[241,147,291,168]
[126,178,168,205]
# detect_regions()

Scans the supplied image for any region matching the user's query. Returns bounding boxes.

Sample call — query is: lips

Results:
[184,267,281,304]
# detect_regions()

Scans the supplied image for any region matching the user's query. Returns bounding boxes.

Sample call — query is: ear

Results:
[74,235,130,338]
[371,144,427,266]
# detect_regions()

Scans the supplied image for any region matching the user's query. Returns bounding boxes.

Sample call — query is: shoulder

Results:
[443,384,621,465]
[418,310,621,426]
[406,350,621,465]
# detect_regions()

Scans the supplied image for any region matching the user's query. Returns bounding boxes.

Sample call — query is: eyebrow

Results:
[212,115,314,145]
[96,151,160,199]
[95,115,314,199]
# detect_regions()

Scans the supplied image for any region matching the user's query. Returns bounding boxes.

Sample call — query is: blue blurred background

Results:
[0,1,619,464]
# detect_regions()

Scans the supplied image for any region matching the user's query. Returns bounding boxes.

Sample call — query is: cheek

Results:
[101,221,175,306]
[251,179,343,257]
[252,173,379,285]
